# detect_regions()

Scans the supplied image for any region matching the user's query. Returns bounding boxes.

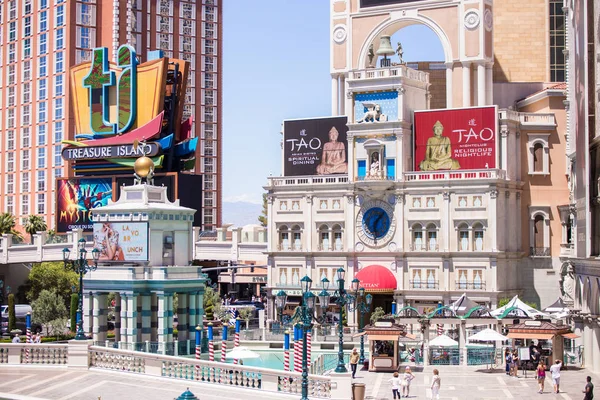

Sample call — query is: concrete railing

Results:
[0,342,352,399]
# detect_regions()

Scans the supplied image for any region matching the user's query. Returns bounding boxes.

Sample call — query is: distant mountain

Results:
[222,201,263,227]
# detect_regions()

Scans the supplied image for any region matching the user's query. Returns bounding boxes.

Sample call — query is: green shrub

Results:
[7,294,16,331]
[70,293,78,332]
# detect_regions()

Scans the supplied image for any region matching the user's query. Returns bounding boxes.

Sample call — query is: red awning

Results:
[355,265,397,292]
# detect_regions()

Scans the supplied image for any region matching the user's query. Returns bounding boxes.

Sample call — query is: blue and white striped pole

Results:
[26,312,31,363]
[195,324,201,378]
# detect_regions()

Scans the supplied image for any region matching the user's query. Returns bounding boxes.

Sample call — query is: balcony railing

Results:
[530,247,550,257]
[350,65,429,84]
[269,176,349,187]
[409,280,439,290]
[317,244,344,251]
[455,281,486,290]
[355,175,396,181]
[405,169,506,182]
[278,244,303,251]
[409,243,439,251]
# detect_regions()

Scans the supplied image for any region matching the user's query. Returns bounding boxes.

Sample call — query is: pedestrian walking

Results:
[536,362,546,393]
[388,371,401,399]
[430,369,441,400]
[511,350,519,377]
[401,366,415,398]
[350,348,359,379]
[550,359,562,393]
[582,376,594,400]
[505,348,512,375]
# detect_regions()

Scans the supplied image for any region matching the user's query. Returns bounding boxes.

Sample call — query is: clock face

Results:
[356,199,396,248]
[362,207,390,239]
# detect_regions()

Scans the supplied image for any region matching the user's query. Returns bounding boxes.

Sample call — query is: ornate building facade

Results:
[264,0,569,323]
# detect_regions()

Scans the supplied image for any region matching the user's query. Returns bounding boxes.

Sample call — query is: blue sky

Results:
[222,2,444,204]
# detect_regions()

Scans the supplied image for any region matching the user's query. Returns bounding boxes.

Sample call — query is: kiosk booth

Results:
[363,320,416,372]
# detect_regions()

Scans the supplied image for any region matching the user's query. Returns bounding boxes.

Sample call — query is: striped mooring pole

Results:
[207,323,214,362]
[220,323,228,363]
[233,318,241,365]
[306,329,312,367]
[283,329,290,390]
[195,324,202,379]
[294,325,302,373]
[26,312,31,363]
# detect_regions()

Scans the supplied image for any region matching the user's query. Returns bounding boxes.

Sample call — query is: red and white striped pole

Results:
[208,323,214,362]
[233,318,241,364]
[26,312,31,363]
[220,324,228,363]
[306,329,312,366]
[283,330,290,390]
[294,325,302,373]
[195,324,202,379]
[437,324,443,336]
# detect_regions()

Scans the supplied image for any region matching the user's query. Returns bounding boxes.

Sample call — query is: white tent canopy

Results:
[468,328,508,342]
[490,295,549,318]
[226,346,261,359]
[449,293,480,316]
[429,334,458,347]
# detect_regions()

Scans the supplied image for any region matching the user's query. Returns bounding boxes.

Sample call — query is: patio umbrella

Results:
[468,328,508,342]
[429,334,458,347]
[225,346,261,360]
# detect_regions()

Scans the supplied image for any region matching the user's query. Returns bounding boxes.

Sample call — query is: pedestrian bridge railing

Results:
[0,342,352,399]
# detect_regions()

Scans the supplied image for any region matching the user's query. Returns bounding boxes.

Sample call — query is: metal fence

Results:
[311,353,350,375]
[429,348,462,366]
[467,347,497,366]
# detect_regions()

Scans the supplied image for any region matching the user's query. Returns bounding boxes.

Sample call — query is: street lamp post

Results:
[63,238,100,340]
[331,267,359,373]
[355,288,373,364]
[279,276,328,400]
[275,290,287,327]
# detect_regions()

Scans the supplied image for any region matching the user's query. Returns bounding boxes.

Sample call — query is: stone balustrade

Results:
[0,342,350,399]
[0,343,69,365]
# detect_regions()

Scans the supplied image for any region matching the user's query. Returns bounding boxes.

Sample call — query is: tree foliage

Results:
[0,212,23,241]
[370,306,386,324]
[24,215,47,243]
[203,286,220,321]
[70,293,79,332]
[258,193,268,227]
[25,262,79,307]
[8,294,16,331]
[238,307,254,329]
[31,289,68,337]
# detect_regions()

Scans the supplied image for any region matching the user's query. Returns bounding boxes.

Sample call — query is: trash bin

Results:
[352,382,366,400]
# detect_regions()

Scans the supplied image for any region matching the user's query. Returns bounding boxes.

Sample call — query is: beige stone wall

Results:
[493,0,548,82]
[410,62,446,110]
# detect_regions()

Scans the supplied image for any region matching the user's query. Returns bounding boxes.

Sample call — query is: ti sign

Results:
[61,142,160,161]
[84,46,137,137]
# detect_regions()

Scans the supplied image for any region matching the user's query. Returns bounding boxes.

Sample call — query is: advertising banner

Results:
[414,106,497,171]
[56,178,113,232]
[283,116,348,177]
[92,222,148,262]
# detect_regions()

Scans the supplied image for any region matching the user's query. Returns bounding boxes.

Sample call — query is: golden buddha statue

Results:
[419,120,461,171]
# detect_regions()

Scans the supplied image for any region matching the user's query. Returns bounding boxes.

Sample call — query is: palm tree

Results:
[24,215,47,244]
[0,212,23,243]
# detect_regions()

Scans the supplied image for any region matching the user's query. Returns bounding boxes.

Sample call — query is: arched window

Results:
[529,207,550,256]
[318,224,329,251]
[412,223,423,251]
[332,224,343,251]
[426,224,437,251]
[291,225,302,251]
[534,215,545,250]
[473,223,484,251]
[279,225,290,251]
[458,223,469,251]
[533,143,544,172]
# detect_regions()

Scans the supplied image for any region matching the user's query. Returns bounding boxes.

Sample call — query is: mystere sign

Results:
[62,142,161,161]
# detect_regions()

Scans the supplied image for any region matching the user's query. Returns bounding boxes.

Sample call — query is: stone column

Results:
[188,292,197,339]
[305,195,313,253]
[423,323,431,366]
[445,62,453,108]
[114,292,121,343]
[93,293,108,343]
[459,320,467,366]
[140,294,152,343]
[127,294,139,345]
[584,321,593,369]
[443,192,451,252]
[178,293,189,341]
[83,291,93,335]
[331,75,339,116]
[500,126,509,172]
[593,323,600,373]
[151,292,158,342]
[119,293,128,347]
[485,63,493,105]
[462,62,471,107]
[345,89,354,124]
[345,195,355,251]
[477,62,486,106]
[489,190,498,251]
[197,290,204,324]
[339,75,345,115]
[157,293,168,345]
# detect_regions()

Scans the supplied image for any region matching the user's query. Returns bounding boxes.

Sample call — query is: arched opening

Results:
[291,225,302,251]
[426,223,438,251]
[318,224,330,251]
[533,143,544,172]
[457,222,469,251]
[332,224,343,251]
[534,215,545,250]
[472,222,484,251]
[279,225,289,251]
[412,223,423,250]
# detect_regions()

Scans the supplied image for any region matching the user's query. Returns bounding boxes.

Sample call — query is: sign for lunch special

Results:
[92,222,148,262]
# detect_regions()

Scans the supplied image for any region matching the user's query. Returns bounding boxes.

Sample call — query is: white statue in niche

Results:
[368,152,381,178]
[357,102,387,123]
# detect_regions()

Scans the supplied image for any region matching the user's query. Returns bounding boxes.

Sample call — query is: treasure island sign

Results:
[58,45,199,232]
[64,45,198,175]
